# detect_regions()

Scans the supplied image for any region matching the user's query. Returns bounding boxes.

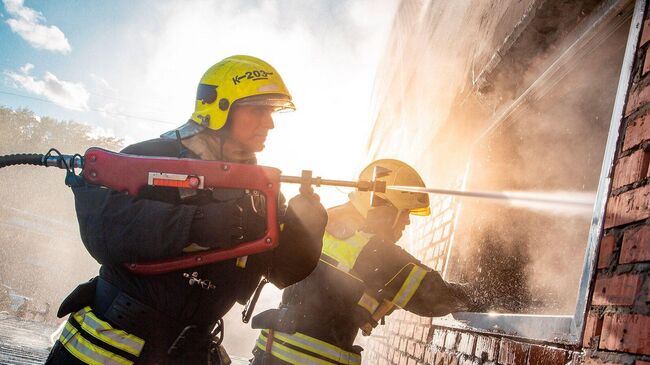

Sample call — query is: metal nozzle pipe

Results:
[280,172,386,193]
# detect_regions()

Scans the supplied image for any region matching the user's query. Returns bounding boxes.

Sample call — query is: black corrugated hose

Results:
[0,149,85,187]
[0,153,46,168]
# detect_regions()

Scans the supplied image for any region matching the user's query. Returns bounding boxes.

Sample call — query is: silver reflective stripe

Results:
[60,323,132,365]
[393,265,427,308]
[76,309,144,355]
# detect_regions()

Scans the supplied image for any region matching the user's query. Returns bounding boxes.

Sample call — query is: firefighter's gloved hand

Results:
[189,197,265,248]
[450,282,491,313]
[285,193,328,243]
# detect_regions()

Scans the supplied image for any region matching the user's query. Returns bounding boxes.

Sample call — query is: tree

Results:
[0,106,123,323]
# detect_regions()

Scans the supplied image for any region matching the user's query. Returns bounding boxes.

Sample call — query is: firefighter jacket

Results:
[57,137,324,364]
[251,202,472,365]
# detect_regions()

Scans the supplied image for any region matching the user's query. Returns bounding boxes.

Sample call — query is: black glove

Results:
[449,282,492,312]
[284,193,328,243]
[264,192,328,288]
[189,195,265,248]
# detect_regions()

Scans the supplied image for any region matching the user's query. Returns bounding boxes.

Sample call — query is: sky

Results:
[0,0,400,356]
[0,0,400,207]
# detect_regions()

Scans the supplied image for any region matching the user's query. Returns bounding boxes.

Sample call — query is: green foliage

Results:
[0,106,123,154]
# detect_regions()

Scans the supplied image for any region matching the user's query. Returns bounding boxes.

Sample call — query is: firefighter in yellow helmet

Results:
[250,160,480,365]
[45,56,327,364]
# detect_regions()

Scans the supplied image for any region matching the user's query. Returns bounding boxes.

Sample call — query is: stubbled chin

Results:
[251,142,265,152]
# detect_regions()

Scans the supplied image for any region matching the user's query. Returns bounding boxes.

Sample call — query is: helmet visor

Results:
[235,94,296,112]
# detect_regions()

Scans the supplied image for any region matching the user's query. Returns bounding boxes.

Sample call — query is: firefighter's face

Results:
[228,105,275,152]
[391,209,411,240]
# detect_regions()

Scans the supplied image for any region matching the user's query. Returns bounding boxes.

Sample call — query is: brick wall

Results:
[585,6,650,364]
[401,195,457,272]
[363,2,650,365]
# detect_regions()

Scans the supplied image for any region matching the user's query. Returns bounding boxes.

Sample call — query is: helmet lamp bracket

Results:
[370,165,392,208]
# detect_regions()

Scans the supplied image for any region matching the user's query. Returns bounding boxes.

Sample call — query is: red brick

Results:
[424,348,434,364]
[404,323,415,337]
[592,273,642,306]
[414,325,424,343]
[621,225,650,263]
[637,361,650,365]
[528,345,567,365]
[450,354,459,365]
[432,328,447,348]
[498,338,529,365]
[645,49,650,76]
[624,113,650,151]
[583,312,604,348]
[400,337,408,352]
[434,351,448,365]
[612,150,650,189]
[475,335,500,362]
[584,357,626,365]
[407,339,416,356]
[457,333,476,356]
[400,353,409,365]
[423,326,433,342]
[598,234,617,269]
[605,184,650,228]
[413,342,425,360]
[641,17,650,46]
[626,85,650,117]
[444,331,459,350]
[599,313,650,354]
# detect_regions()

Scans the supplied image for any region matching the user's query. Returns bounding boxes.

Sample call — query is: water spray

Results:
[387,185,594,208]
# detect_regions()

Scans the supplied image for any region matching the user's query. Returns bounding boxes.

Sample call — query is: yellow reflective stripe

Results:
[257,333,342,365]
[321,231,371,273]
[72,307,144,356]
[392,265,427,308]
[60,322,133,365]
[258,330,361,365]
[275,331,360,364]
[357,292,379,314]
[236,256,248,268]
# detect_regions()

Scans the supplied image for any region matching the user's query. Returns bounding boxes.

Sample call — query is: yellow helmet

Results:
[350,159,430,217]
[189,55,293,126]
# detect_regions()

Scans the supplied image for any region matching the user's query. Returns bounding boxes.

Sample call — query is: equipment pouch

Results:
[57,277,97,318]
[251,308,298,334]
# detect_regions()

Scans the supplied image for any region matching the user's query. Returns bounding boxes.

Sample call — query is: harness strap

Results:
[265,328,275,353]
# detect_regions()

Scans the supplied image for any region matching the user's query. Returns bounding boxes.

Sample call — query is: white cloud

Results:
[90,73,116,93]
[19,62,33,74]
[5,68,89,111]
[3,0,71,53]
